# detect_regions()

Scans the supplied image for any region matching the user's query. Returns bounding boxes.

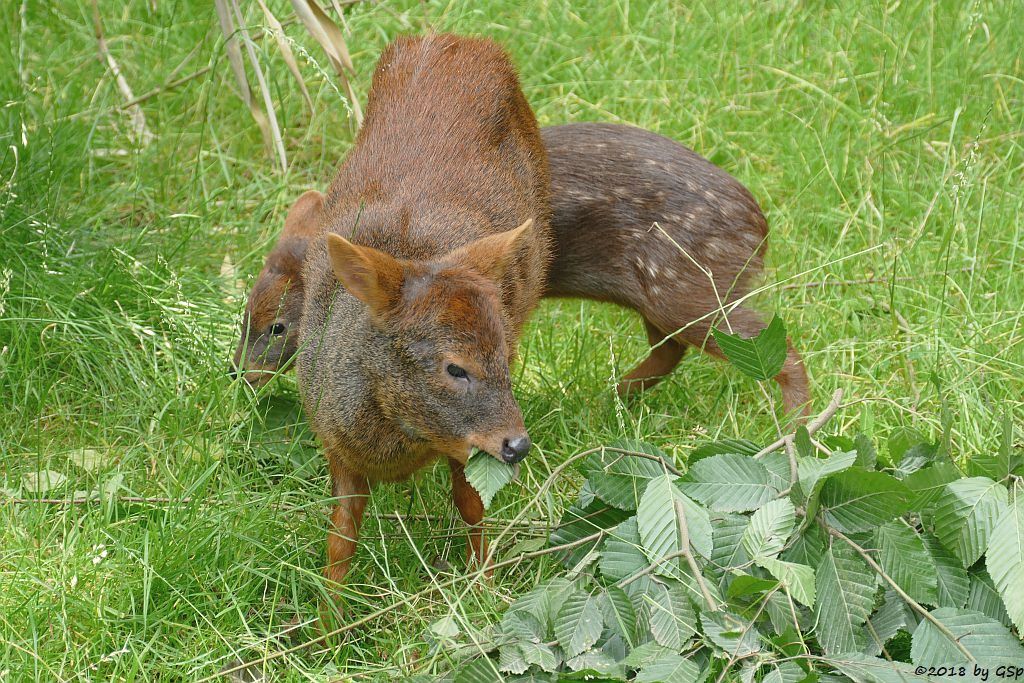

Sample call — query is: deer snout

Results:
[500,434,531,464]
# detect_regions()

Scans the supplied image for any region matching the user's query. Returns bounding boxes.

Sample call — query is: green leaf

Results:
[520,641,560,672]
[757,557,816,607]
[781,524,826,568]
[831,653,930,683]
[761,452,793,493]
[564,650,625,679]
[796,450,858,500]
[873,522,937,606]
[690,438,761,463]
[586,440,670,511]
[813,545,875,655]
[550,502,631,567]
[599,586,638,648]
[554,590,603,658]
[966,568,1011,627]
[911,608,1024,665]
[455,656,503,683]
[904,462,960,513]
[820,469,912,533]
[921,533,969,609]
[971,413,1018,480]
[853,434,877,470]
[464,450,515,509]
[711,314,788,381]
[725,574,779,600]
[932,477,1009,567]
[763,662,807,683]
[599,516,646,582]
[646,580,697,649]
[623,642,674,668]
[701,611,761,658]
[741,498,796,559]
[636,475,713,573]
[862,591,910,657]
[497,645,528,675]
[985,495,1024,633]
[678,454,776,512]
[709,512,750,574]
[70,448,108,472]
[634,654,700,683]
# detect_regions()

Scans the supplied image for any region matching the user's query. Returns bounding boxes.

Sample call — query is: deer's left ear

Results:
[447,218,534,282]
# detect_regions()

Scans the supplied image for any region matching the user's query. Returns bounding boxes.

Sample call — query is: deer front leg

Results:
[448,457,492,575]
[325,462,370,589]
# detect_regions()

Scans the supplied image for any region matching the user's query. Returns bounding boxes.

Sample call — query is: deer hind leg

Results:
[616,318,688,397]
[653,304,811,418]
[448,457,492,576]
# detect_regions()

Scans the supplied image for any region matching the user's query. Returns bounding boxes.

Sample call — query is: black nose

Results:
[500,435,531,464]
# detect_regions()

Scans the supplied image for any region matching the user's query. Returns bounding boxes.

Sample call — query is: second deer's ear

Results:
[450,218,534,282]
[326,233,403,315]
[283,190,325,237]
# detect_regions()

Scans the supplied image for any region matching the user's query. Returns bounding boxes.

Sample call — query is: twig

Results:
[826,525,974,662]
[674,498,719,612]
[198,528,608,682]
[90,0,153,146]
[615,550,688,589]
[754,388,844,460]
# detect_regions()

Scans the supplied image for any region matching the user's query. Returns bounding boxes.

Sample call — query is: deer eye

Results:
[269,322,287,336]
[446,363,468,380]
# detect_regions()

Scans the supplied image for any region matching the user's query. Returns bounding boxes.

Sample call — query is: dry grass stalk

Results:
[289,0,363,126]
[90,0,154,146]
[254,0,314,110]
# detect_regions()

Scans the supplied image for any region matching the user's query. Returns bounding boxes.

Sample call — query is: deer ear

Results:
[283,190,325,237]
[326,233,403,314]
[450,218,534,282]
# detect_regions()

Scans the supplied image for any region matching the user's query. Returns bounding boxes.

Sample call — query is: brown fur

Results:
[235,123,809,413]
[295,35,551,588]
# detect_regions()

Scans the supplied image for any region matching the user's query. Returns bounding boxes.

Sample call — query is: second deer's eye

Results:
[269,323,287,336]
[446,364,468,379]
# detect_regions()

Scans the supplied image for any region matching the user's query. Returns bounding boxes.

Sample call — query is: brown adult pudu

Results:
[296,35,552,588]
[236,123,809,415]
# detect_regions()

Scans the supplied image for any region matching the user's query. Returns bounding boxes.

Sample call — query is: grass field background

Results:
[2,0,1022,679]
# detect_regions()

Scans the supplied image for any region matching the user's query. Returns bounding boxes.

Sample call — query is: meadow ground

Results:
[1,0,1022,679]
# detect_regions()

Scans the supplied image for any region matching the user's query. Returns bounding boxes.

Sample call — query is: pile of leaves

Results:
[452,321,1024,682]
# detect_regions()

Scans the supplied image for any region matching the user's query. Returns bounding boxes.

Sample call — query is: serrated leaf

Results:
[429,615,460,640]
[796,450,858,500]
[21,469,67,494]
[709,512,750,574]
[554,591,603,658]
[813,545,875,655]
[646,581,697,649]
[637,475,713,573]
[874,522,937,605]
[624,642,674,668]
[894,443,936,479]
[690,438,761,463]
[599,586,637,648]
[454,656,503,683]
[550,502,631,568]
[831,653,930,683]
[564,650,625,678]
[932,477,1009,567]
[586,440,670,511]
[821,469,912,533]
[911,608,1024,665]
[862,591,910,657]
[921,533,969,609]
[635,654,700,683]
[853,434,877,470]
[725,574,779,600]
[700,611,760,658]
[762,661,806,683]
[520,641,560,672]
[761,452,792,493]
[757,557,816,607]
[712,314,788,381]
[985,496,1024,633]
[600,516,646,582]
[781,524,826,568]
[966,568,1011,627]
[464,450,515,509]
[678,454,776,512]
[498,645,528,675]
[741,498,796,559]
[904,462,961,512]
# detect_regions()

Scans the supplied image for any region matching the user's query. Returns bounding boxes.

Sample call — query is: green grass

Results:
[1,0,1022,679]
